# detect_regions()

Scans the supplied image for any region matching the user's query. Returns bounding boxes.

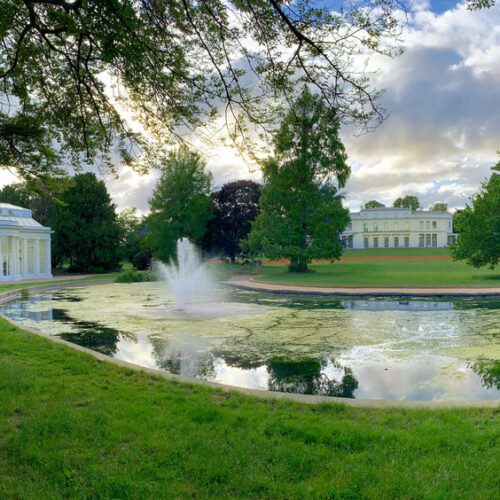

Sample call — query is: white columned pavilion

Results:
[0,203,52,281]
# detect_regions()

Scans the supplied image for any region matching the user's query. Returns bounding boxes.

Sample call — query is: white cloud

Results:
[342,2,500,211]
[2,2,498,216]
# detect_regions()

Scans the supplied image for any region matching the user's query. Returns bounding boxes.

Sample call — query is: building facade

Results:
[0,203,52,281]
[341,207,455,250]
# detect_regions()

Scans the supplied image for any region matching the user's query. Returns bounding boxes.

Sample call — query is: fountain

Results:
[155,238,214,309]
[153,238,260,319]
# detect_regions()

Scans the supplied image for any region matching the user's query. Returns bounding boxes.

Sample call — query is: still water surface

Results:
[3,282,499,401]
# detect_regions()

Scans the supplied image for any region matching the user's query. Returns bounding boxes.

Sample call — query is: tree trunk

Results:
[289,258,308,272]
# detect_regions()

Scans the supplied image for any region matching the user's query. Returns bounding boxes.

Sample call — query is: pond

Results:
[3,282,499,401]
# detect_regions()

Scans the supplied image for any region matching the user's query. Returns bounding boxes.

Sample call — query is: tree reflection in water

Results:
[267,358,358,398]
[54,309,128,357]
[470,359,500,390]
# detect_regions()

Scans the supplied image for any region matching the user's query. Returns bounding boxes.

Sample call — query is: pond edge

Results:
[2,282,499,409]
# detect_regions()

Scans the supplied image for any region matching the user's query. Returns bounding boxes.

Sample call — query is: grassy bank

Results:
[0,318,499,498]
[0,273,119,295]
[342,247,450,258]
[258,260,500,287]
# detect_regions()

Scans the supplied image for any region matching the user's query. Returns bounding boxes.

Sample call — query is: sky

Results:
[3,0,499,213]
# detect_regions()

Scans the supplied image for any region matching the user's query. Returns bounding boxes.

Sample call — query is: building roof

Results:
[350,207,450,218]
[0,203,50,231]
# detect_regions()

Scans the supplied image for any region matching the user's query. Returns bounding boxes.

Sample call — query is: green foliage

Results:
[50,173,122,272]
[117,209,152,270]
[393,195,420,210]
[432,202,448,212]
[0,0,407,180]
[204,180,261,261]
[246,88,350,272]
[0,180,61,226]
[0,318,499,498]
[364,200,385,209]
[115,270,154,283]
[450,165,500,269]
[147,150,213,262]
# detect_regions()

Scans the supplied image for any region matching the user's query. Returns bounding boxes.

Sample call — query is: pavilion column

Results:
[11,238,18,278]
[23,239,28,275]
[35,239,40,275]
[46,238,51,277]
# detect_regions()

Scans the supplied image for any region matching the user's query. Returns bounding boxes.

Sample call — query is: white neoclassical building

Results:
[341,207,456,250]
[0,203,52,281]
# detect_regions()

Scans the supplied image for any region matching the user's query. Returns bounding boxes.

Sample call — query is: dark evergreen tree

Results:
[51,173,121,272]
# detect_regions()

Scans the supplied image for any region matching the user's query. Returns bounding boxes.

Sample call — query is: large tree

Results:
[246,88,350,272]
[147,150,213,262]
[51,172,121,271]
[364,200,385,209]
[394,195,420,210]
[0,0,411,181]
[450,163,500,269]
[204,180,261,262]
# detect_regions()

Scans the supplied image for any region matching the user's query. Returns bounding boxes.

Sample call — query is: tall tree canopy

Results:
[364,200,385,209]
[246,87,350,272]
[204,180,261,262]
[0,0,409,181]
[393,195,420,210]
[450,163,500,269]
[51,172,122,271]
[147,150,213,262]
[432,202,448,212]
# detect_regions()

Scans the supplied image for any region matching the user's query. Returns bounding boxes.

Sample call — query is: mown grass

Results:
[0,317,498,499]
[342,247,450,258]
[258,260,500,287]
[0,273,119,295]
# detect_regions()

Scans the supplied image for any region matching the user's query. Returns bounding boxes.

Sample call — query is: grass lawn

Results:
[342,247,450,258]
[0,273,119,295]
[0,318,498,499]
[257,260,500,287]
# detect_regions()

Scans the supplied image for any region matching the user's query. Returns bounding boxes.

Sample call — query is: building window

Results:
[394,237,399,248]
[373,222,378,232]
[348,235,353,249]
[426,221,431,230]
[426,234,431,247]
[364,237,369,248]
[347,222,352,231]
[405,221,409,230]
[432,221,437,229]
[432,234,437,247]
[419,234,424,247]
[404,236,409,247]
[374,237,379,248]
[419,221,424,229]
[393,222,399,230]
[384,222,389,230]
[341,236,348,247]
[363,223,368,232]
[384,237,389,248]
